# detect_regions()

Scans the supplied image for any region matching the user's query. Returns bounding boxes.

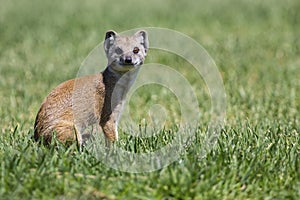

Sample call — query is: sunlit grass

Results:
[0,0,299,199]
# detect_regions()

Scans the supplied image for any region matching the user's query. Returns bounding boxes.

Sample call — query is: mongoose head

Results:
[104,30,149,72]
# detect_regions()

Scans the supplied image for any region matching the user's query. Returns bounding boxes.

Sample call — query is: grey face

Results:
[104,30,149,72]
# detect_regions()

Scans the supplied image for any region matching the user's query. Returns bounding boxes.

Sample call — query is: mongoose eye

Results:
[133,47,140,54]
[115,47,123,55]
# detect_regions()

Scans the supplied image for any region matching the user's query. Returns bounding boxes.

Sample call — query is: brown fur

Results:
[34,30,148,146]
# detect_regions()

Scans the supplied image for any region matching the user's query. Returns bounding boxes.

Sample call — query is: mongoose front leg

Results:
[100,116,118,148]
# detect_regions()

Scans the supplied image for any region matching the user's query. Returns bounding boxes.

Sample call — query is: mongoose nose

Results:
[124,56,132,64]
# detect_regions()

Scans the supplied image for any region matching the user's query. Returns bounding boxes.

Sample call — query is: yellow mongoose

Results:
[34,30,149,146]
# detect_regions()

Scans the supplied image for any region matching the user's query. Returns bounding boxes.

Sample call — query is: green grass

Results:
[0,0,299,199]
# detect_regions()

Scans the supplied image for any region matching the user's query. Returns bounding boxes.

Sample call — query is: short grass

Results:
[0,0,299,199]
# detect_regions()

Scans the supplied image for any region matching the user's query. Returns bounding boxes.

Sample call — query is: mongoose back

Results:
[34,30,149,146]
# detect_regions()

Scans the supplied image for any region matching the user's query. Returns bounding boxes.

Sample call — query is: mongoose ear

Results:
[135,30,149,54]
[104,30,117,54]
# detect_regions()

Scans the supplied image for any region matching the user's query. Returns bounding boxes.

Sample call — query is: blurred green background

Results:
[0,0,299,199]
